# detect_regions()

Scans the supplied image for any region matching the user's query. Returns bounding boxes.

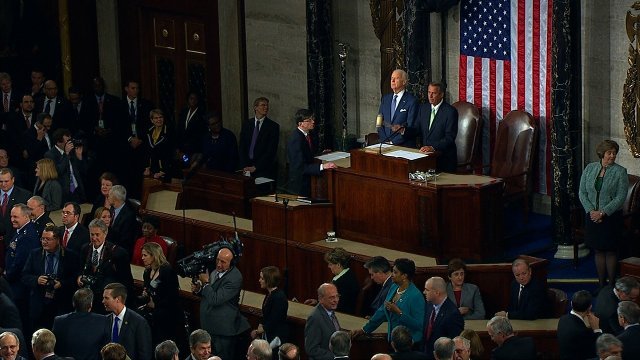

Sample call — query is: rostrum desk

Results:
[317,147,504,261]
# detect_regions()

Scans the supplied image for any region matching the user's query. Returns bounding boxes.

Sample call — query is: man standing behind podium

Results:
[404,83,458,173]
[377,69,418,146]
[286,109,336,197]
[239,97,280,180]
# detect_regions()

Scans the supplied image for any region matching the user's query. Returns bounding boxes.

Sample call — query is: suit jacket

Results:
[142,264,182,342]
[21,247,81,322]
[32,212,53,237]
[65,223,90,255]
[377,92,419,146]
[305,304,339,360]
[44,145,88,203]
[594,286,623,335]
[121,97,154,142]
[107,203,138,257]
[557,313,598,360]
[4,221,40,299]
[390,351,428,360]
[286,129,321,197]
[199,266,250,337]
[107,308,152,360]
[445,282,486,320]
[176,106,206,154]
[36,96,71,131]
[333,268,359,315]
[491,336,536,360]
[0,185,31,237]
[507,277,546,320]
[201,128,239,173]
[34,179,62,211]
[0,293,22,329]
[364,282,425,343]
[369,276,393,316]
[579,162,628,215]
[423,297,464,359]
[22,124,52,168]
[262,288,289,343]
[65,99,95,137]
[238,117,280,179]
[145,124,175,175]
[52,311,110,360]
[618,324,640,359]
[405,102,458,173]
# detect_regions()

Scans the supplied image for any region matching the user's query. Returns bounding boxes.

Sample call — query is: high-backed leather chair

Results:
[490,110,538,219]
[452,101,482,173]
[161,235,178,266]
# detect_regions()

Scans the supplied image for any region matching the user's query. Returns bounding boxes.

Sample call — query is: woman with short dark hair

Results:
[251,266,289,345]
[445,258,485,320]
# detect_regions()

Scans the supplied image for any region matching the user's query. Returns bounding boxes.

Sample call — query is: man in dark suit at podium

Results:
[404,83,458,173]
[239,97,280,180]
[286,109,336,197]
[377,69,418,146]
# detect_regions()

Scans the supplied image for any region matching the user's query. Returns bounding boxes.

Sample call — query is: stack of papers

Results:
[315,152,351,161]
[383,150,427,160]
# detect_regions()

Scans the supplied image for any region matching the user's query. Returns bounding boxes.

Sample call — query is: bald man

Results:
[423,277,464,360]
[192,247,250,360]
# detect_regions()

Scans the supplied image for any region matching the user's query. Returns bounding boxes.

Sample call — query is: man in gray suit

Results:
[305,283,341,360]
[192,247,250,360]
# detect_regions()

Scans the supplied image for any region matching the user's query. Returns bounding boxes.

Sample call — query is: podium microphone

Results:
[375,114,383,128]
[379,123,406,154]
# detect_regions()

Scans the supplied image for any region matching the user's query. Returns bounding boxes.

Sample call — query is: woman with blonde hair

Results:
[140,242,182,347]
[34,158,62,210]
[460,328,484,359]
[93,206,112,227]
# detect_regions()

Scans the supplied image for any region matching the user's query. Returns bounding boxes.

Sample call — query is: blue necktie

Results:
[46,253,54,274]
[391,94,397,120]
[112,316,120,342]
[249,121,259,159]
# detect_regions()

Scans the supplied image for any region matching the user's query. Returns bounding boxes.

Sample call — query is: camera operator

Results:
[44,128,87,203]
[190,247,250,360]
[21,223,81,330]
[77,218,133,314]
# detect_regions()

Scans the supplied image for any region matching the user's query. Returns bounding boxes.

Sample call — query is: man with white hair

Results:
[452,336,470,360]
[246,339,271,360]
[0,331,26,360]
[107,184,137,257]
[486,316,536,360]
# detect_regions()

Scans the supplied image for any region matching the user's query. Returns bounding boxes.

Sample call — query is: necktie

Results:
[129,100,135,118]
[69,162,77,193]
[249,121,260,159]
[92,249,99,267]
[1,193,7,216]
[46,253,55,274]
[98,98,104,118]
[45,99,52,115]
[112,316,120,342]
[305,134,313,152]
[110,207,116,224]
[74,103,79,114]
[425,307,436,340]
[24,114,30,128]
[391,94,398,120]
[330,312,340,331]
[62,229,69,248]
[3,93,8,112]
[429,107,436,130]
[518,284,524,304]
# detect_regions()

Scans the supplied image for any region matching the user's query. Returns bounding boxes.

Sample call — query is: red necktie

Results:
[1,193,7,216]
[63,229,70,248]
[425,307,436,340]
[305,134,313,151]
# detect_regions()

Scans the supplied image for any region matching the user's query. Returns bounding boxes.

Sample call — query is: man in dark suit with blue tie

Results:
[286,109,336,197]
[377,69,418,146]
[364,256,393,316]
[103,282,151,360]
[404,83,458,173]
[305,283,341,360]
[53,288,110,360]
[422,277,464,360]
[239,97,280,181]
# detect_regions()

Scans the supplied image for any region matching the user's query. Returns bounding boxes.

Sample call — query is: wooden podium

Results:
[251,196,334,244]
[349,147,437,181]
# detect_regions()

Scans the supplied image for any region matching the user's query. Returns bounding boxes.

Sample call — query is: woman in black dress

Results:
[139,242,182,347]
[324,247,360,315]
[251,266,289,345]
[144,109,175,182]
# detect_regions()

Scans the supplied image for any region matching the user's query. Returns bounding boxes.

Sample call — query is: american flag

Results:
[459,0,552,194]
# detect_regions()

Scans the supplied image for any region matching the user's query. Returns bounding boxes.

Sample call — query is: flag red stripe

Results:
[474,57,483,112]
[460,55,468,101]
[489,59,497,157]
[545,0,553,193]
[517,0,525,110]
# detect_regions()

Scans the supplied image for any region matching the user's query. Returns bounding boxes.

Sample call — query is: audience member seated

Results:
[595,276,640,335]
[595,334,623,360]
[33,158,62,211]
[459,329,483,360]
[143,109,175,182]
[423,277,464,360]
[616,300,640,359]
[0,331,26,360]
[251,266,289,345]
[363,256,393,317]
[388,325,428,360]
[485,316,536,360]
[131,216,167,266]
[495,258,546,320]
[246,339,272,360]
[138,242,181,348]
[89,172,119,222]
[278,343,300,360]
[305,247,359,315]
[452,336,471,360]
[94,206,112,227]
[557,290,601,360]
[354,258,425,344]
[107,184,138,257]
[445,258,485,320]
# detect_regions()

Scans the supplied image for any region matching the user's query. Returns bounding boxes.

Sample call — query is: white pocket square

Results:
[400,109,407,112]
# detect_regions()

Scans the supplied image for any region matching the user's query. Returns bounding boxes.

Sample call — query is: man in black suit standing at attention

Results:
[53,288,109,360]
[239,97,280,181]
[486,316,536,360]
[616,300,640,359]
[305,283,341,360]
[0,168,31,242]
[404,82,458,173]
[59,202,90,254]
[422,277,464,360]
[103,282,151,360]
[286,109,336,197]
[31,328,73,360]
[495,258,546,320]
[556,290,601,360]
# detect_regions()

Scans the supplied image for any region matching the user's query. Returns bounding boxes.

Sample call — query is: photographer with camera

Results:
[77,218,133,314]
[21,223,81,330]
[190,246,250,360]
[44,128,87,203]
